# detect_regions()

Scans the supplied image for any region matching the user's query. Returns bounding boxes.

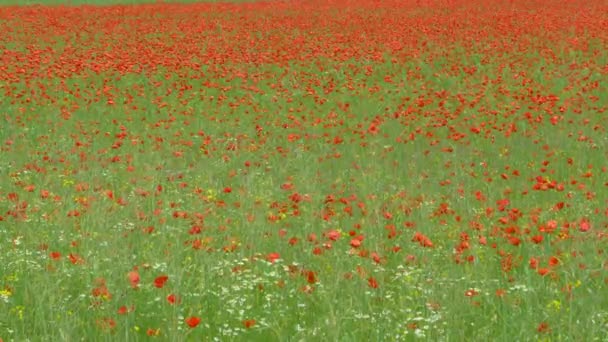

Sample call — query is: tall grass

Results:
[1,0,607,340]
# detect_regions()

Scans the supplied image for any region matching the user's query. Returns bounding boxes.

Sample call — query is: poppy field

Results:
[1,0,607,340]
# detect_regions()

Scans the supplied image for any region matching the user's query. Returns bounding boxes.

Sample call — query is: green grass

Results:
[1,0,608,340]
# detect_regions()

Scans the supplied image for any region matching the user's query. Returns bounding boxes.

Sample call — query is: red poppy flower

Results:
[185,316,201,328]
[507,236,521,246]
[242,319,256,328]
[153,275,169,288]
[537,268,550,276]
[91,281,112,300]
[412,232,434,248]
[579,220,591,232]
[529,257,539,269]
[326,230,340,241]
[266,252,280,263]
[537,322,550,333]
[50,251,61,260]
[147,328,160,336]
[305,270,317,284]
[128,271,140,289]
[548,256,559,267]
[167,293,179,305]
[530,235,543,244]
[117,305,134,314]
[68,253,84,265]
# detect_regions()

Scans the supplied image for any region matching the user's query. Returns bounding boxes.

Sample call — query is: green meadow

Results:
[1,0,607,340]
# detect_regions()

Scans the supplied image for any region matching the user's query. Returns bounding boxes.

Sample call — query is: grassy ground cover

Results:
[1,0,607,340]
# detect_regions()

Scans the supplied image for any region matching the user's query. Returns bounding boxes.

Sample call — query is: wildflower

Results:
[326,230,341,241]
[147,328,161,336]
[305,270,317,284]
[97,317,116,331]
[69,253,85,265]
[167,294,179,305]
[91,279,112,300]
[548,256,559,267]
[128,270,140,289]
[537,322,550,333]
[531,235,543,244]
[529,257,539,269]
[465,289,479,297]
[185,316,201,328]
[153,275,169,289]
[266,252,280,263]
[242,319,256,328]
[0,288,12,302]
[537,268,550,276]
[50,251,61,260]
[579,219,591,232]
[412,232,433,248]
